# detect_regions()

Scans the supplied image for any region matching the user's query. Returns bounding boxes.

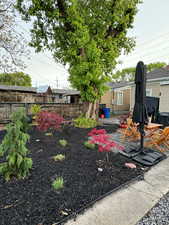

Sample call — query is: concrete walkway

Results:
[99,117,120,125]
[65,156,169,225]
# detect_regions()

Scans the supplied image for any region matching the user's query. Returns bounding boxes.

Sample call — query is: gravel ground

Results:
[136,191,169,225]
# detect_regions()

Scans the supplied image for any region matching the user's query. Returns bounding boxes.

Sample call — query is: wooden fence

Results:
[0,102,87,123]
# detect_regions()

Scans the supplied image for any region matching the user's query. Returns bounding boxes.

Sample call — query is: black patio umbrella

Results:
[120,61,165,166]
[132,61,148,151]
[131,61,165,166]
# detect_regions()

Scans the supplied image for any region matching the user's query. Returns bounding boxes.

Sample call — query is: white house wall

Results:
[131,82,169,112]
[159,85,169,112]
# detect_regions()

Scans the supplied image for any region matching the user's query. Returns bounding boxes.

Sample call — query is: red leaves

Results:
[88,128,107,136]
[88,128,124,153]
[36,111,64,132]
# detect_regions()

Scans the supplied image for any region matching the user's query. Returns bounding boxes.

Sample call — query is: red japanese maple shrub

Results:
[36,111,64,132]
[88,128,107,136]
[88,129,124,161]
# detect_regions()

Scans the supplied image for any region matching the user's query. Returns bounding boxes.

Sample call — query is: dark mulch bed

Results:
[0,125,145,225]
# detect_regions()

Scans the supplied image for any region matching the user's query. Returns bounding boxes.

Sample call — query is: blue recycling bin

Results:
[103,108,110,118]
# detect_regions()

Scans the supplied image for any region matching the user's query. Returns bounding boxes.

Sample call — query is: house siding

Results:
[130,82,161,110]
[159,85,169,112]
[131,82,169,112]
[100,90,113,109]
[113,89,130,112]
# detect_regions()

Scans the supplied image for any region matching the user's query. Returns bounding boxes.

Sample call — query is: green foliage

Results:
[59,139,68,147]
[0,72,32,86]
[16,0,141,108]
[11,109,30,133]
[113,62,167,81]
[52,154,65,161]
[147,62,167,72]
[52,177,64,190]
[74,117,97,128]
[0,120,32,181]
[45,132,53,136]
[84,141,96,150]
[30,104,41,115]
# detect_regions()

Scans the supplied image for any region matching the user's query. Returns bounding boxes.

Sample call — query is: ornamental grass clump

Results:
[59,139,68,147]
[52,177,64,190]
[0,111,32,181]
[74,116,97,128]
[53,154,65,161]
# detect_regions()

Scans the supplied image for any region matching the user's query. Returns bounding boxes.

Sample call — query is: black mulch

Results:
[0,125,146,225]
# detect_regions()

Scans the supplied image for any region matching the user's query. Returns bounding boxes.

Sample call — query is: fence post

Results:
[25,103,28,115]
[9,103,12,115]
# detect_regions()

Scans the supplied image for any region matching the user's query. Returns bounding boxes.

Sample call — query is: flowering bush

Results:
[36,111,64,132]
[87,128,124,161]
[88,128,107,136]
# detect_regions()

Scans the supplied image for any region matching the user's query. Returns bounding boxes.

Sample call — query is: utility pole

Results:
[55,76,59,88]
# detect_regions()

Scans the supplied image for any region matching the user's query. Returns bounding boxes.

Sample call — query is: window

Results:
[59,94,63,99]
[117,91,123,105]
[146,89,152,97]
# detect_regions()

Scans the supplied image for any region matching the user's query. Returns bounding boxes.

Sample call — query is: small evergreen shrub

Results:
[52,154,65,161]
[31,104,41,115]
[36,111,64,132]
[59,139,68,147]
[74,117,97,128]
[84,141,96,149]
[11,109,30,132]
[0,120,32,181]
[52,177,64,190]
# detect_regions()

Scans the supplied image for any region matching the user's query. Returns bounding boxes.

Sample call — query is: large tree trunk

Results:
[85,101,98,119]
[91,101,97,120]
[85,102,93,119]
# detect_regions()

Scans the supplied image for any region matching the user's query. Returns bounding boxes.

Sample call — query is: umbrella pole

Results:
[140,103,145,152]
[140,123,144,151]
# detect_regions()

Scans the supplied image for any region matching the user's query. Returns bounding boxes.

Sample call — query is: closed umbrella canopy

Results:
[120,61,165,166]
[132,61,148,124]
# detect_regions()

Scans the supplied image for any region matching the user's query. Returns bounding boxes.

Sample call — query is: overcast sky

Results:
[19,0,169,88]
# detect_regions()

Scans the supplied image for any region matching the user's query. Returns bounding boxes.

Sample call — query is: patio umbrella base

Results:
[132,148,166,166]
[119,145,141,158]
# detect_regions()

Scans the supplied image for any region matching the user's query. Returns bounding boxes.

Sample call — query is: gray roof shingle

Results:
[146,68,169,80]
[108,67,169,89]
[52,89,80,95]
[107,82,131,89]
[0,85,36,93]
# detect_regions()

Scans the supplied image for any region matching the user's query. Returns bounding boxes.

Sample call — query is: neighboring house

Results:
[0,84,81,104]
[52,88,67,103]
[100,82,131,114]
[65,90,81,104]
[52,89,81,103]
[130,67,169,112]
[100,66,169,114]
[0,85,36,102]
[36,85,53,103]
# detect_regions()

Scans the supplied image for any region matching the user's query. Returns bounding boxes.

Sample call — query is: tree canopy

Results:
[16,0,141,118]
[0,72,32,86]
[112,62,167,81]
[0,0,29,72]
